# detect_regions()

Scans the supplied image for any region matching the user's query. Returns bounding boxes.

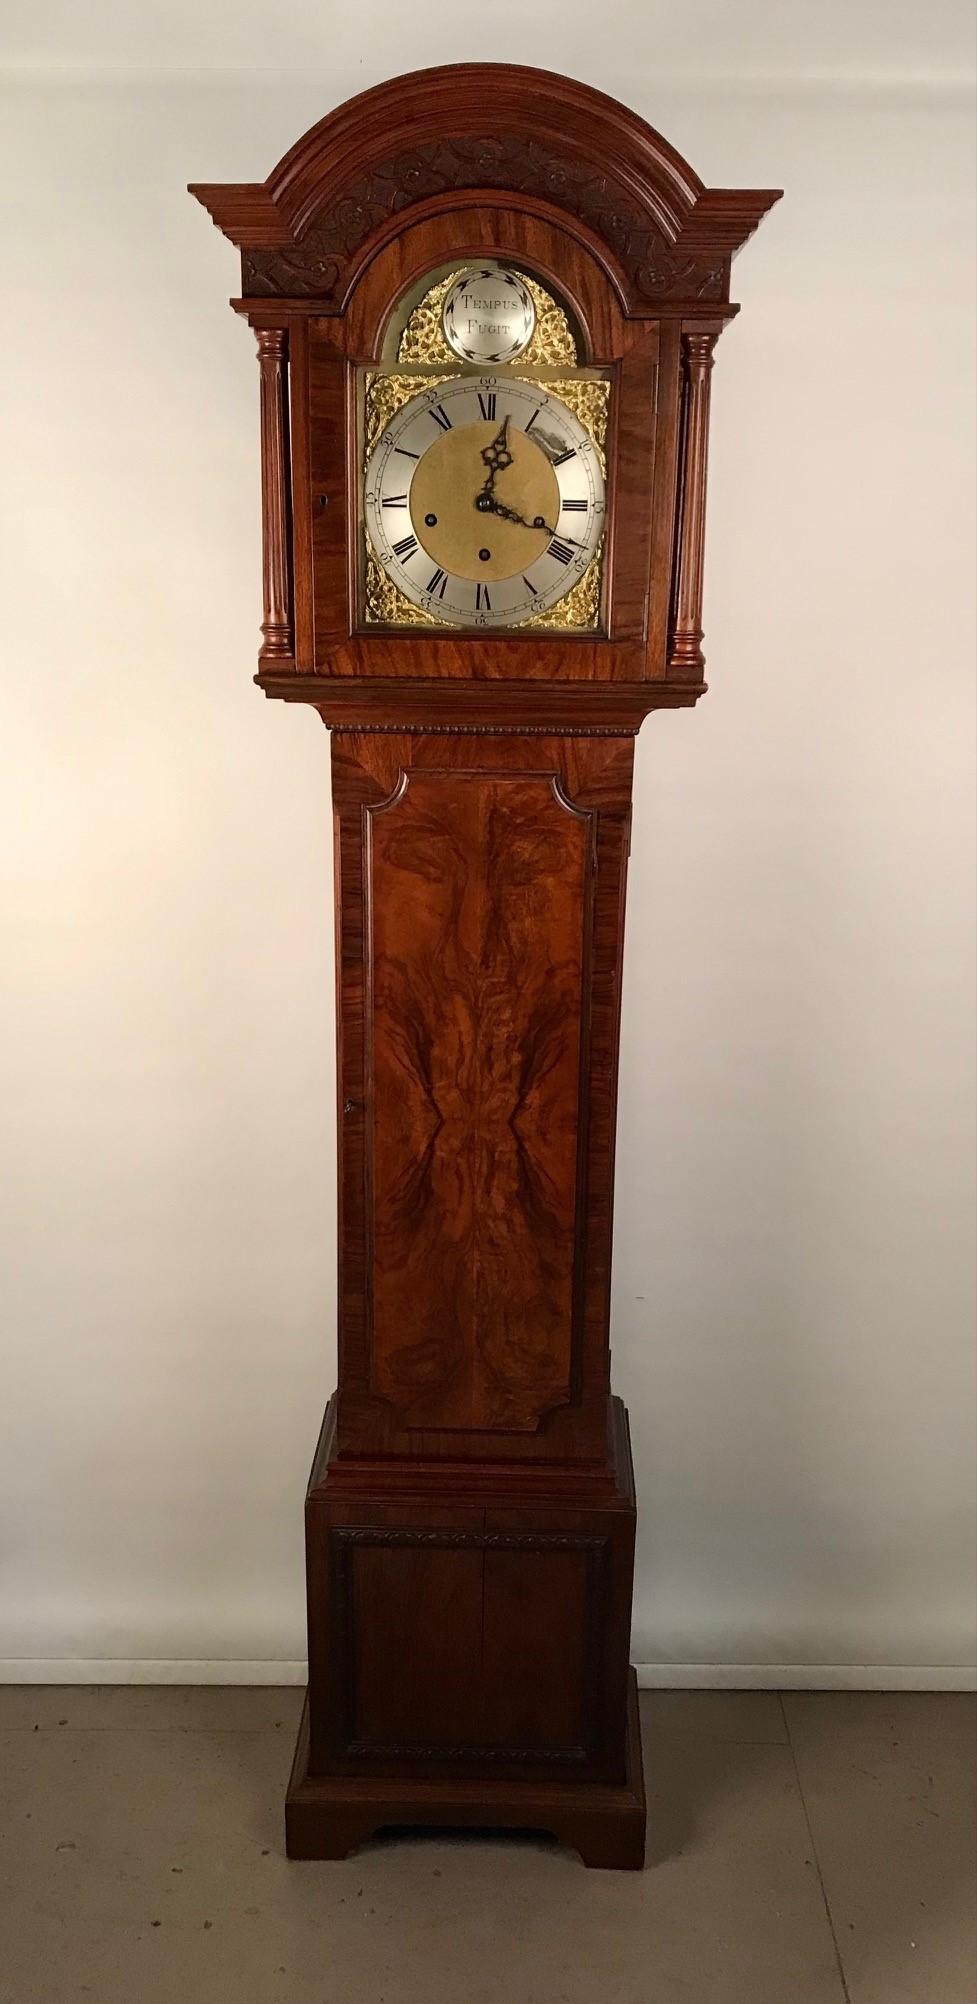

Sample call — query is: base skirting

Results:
[286,1669,646,1868]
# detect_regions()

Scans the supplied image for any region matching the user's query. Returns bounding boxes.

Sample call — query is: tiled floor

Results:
[1,1686,973,2004]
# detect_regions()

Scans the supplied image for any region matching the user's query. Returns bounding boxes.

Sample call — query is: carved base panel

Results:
[286,1672,645,1870]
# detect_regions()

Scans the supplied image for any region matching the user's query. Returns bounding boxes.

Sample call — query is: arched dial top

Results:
[363,374,605,631]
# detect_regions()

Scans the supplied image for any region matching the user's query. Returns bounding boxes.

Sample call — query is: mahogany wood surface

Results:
[285,1671,646,1869]
[670,331,718,675]
[189,65,778,1870]
[302,1396,638,1789]
[255,328,293,661]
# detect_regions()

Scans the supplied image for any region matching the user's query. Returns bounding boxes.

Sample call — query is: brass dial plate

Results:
[408,423,560,582]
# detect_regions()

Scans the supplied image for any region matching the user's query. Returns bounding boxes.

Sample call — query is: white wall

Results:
[2,7,975,1682]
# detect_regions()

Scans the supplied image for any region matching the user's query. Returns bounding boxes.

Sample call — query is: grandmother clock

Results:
[191,65,779,1868]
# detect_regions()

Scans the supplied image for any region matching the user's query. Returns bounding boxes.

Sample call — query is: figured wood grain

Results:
[645,318,682,673]
[286,318,314,669]
[330,729,633,1467]
[367,768,592,1432]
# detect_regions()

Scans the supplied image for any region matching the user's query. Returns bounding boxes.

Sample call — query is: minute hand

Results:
[479,496,557,535]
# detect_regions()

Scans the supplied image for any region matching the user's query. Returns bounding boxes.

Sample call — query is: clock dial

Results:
[363,375,605,629]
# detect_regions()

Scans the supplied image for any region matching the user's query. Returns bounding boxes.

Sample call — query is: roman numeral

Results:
[524,408,542,433]
[553,447,577,467]
[392,534,418,561]
[381,494,408,507]
[562,498,587,512]
[522,575,539,597]
[475,583,491,611]
[426,568,448,598]
[548,537,576,565]
[429,404,452,431]
[394,447,420,459]
[477,392,497,420]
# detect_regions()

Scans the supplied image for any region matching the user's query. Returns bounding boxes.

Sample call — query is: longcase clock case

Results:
[190,63,779,1868]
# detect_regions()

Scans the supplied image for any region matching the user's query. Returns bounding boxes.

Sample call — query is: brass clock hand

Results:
[479,415,513,479]
[480,496,557,536]
[475,415,513,510]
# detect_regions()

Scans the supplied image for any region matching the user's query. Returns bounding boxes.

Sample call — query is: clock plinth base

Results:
[285,1671,646,1870]
[289,1394,645,1869]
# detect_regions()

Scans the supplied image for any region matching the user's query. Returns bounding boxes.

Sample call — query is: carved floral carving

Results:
[241,135,728,303]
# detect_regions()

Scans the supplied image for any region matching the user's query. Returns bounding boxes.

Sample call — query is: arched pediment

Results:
[190,63,780,311]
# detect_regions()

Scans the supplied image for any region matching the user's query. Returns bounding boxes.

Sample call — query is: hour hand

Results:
[479,416,512,479]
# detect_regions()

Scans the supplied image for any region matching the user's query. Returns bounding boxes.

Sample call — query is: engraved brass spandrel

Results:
[363,371,456,460]
[524,542,604,631]
[363,532,440,627]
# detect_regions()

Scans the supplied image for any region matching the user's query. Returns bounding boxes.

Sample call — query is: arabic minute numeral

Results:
[392,534,418,561]
[549,537,577,565]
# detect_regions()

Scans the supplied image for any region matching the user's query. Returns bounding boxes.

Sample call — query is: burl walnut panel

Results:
[367,769,593,1432]
[332,728,634,1467]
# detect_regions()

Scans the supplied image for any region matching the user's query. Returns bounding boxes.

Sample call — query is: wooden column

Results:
[256,327,292,662]
[669,329,718,675]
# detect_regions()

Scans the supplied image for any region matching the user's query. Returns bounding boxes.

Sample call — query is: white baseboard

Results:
[0,1660,310,1685]
[634,1662,977,1691]
[1,1659,974,1690]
